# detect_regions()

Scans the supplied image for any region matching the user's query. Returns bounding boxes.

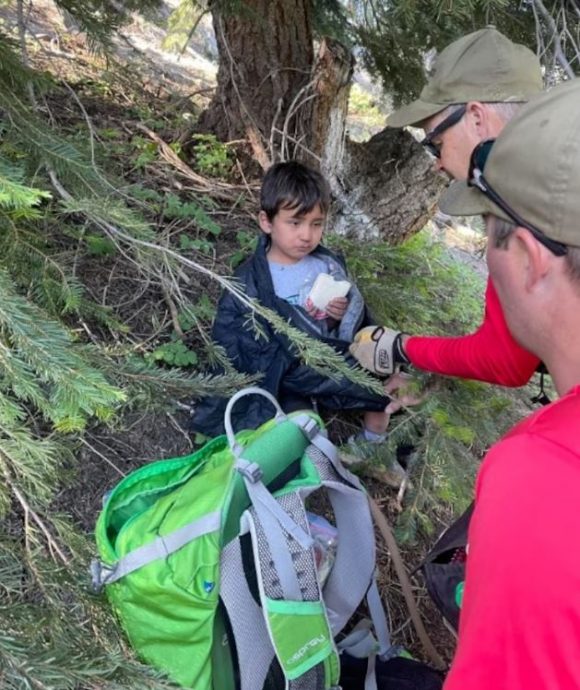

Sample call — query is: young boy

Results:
[192,161,393,440]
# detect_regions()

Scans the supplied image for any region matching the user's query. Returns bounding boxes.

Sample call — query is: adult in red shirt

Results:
[351,28,542,386]
[439,78,580,689]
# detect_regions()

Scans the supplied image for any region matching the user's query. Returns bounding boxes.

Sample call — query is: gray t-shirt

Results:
[268,255,333,307]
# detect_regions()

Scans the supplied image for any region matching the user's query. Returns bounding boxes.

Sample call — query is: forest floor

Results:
[1,0,503,675]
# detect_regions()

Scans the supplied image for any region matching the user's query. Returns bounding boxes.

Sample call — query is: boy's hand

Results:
[304,297,328,320]
[325,297,348,321]
[349,325,409,376]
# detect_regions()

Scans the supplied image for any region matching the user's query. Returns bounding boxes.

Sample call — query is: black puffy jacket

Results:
[192,235,389,437]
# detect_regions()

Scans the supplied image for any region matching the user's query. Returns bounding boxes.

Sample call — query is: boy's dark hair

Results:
[260,161,331,221]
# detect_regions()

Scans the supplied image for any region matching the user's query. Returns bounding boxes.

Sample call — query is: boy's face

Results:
[259,204,326,265]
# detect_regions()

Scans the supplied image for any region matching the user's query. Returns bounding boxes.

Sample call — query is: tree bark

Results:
[327,128,446,244]
[200,0,444,241]
[199,0,314,166]
[308,38,354,167]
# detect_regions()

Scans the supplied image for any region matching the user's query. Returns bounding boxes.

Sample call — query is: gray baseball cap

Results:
[439,78,580,249]
[388,27,543,128]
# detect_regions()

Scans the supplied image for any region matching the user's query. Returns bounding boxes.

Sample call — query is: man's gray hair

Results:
[442,101,523,124]
[487,102,525,124]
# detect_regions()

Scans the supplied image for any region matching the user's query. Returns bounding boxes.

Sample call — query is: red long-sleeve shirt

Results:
[445,386,580,690]
[405,279,540,386]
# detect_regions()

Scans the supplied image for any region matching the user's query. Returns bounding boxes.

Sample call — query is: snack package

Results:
[307,273,351,311]
[306,511,338,586]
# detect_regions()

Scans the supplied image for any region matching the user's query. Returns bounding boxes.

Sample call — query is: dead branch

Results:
[161,284,185,339]
[135,123,254,201]
[533,0,576,78]
[0,452,70,565]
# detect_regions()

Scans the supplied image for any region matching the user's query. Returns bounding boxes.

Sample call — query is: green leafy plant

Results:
[190,133,232,178]
[149,339,198,366]
[164,193,222,235]
[131,136,158,169]
[229,229,258,268]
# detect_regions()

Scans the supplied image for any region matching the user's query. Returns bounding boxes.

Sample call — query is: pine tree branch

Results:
[0,452,69,565]
[49,171,384,394]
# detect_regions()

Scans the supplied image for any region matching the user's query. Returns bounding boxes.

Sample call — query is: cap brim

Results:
[439,180,510,222]
[387,99,447,128]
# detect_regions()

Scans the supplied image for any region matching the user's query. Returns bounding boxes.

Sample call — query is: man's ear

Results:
[258,211,272,234]
[465,101,489,138]
[514,227,551,292]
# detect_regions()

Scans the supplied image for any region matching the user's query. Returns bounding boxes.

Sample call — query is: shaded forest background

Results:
[0,0,579,686]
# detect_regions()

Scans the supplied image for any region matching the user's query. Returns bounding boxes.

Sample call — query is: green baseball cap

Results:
[387,27,543,128]
[439,78,580,249]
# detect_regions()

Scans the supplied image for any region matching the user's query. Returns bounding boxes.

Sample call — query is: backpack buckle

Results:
[90,559,115,593]
[236,459,263,483]
[292,414,320,441]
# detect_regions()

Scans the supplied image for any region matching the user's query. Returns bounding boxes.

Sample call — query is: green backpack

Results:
[92,387,394,690]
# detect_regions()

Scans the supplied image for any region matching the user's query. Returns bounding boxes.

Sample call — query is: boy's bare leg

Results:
[363,372,425,436]
[363,409,391,435]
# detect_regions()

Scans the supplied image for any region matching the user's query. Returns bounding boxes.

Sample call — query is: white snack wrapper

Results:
[308,273,351,310]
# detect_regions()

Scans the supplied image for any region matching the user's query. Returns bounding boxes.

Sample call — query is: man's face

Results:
[422,103,506,181]
[484,215,530,349]
[422,109,481,180]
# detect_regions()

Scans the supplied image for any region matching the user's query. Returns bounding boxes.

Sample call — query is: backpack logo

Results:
[287,635,326,666]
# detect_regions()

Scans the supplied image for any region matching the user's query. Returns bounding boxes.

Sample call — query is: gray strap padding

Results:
[236,459,314,551]
[337,621,378,658]
[305,440,377,635]
[367,579,393,658]
[290,414,367,493]
[98,510,221,586]
[245,504,303,601]
[310,431,366,491]
[337,623,380,690]
[245,495,331,690]
[220,539,275,690]
[364,653,378,690]
[305,443,392,659]
[321,479,376,634]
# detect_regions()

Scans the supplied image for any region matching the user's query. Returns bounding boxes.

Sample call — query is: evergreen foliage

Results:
[165,1,580,104]
[0,25,254,686]
[0,21,384,684]
[331,230,533,541]
[1,0,577,679]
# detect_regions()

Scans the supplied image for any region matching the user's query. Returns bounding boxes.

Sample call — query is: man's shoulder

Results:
[504,386,580,445]
[482,387,580,482]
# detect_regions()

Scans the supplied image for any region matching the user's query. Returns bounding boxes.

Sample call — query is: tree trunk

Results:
[200,0,315,166]
[200,0,444,242]
[327,128,446,244]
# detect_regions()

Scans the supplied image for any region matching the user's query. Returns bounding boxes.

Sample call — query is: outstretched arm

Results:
[350,279,540,387]
[405,279,539,387]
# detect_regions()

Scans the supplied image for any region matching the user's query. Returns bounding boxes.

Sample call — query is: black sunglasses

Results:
[421,105,467,158]
[468,139,568,257]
